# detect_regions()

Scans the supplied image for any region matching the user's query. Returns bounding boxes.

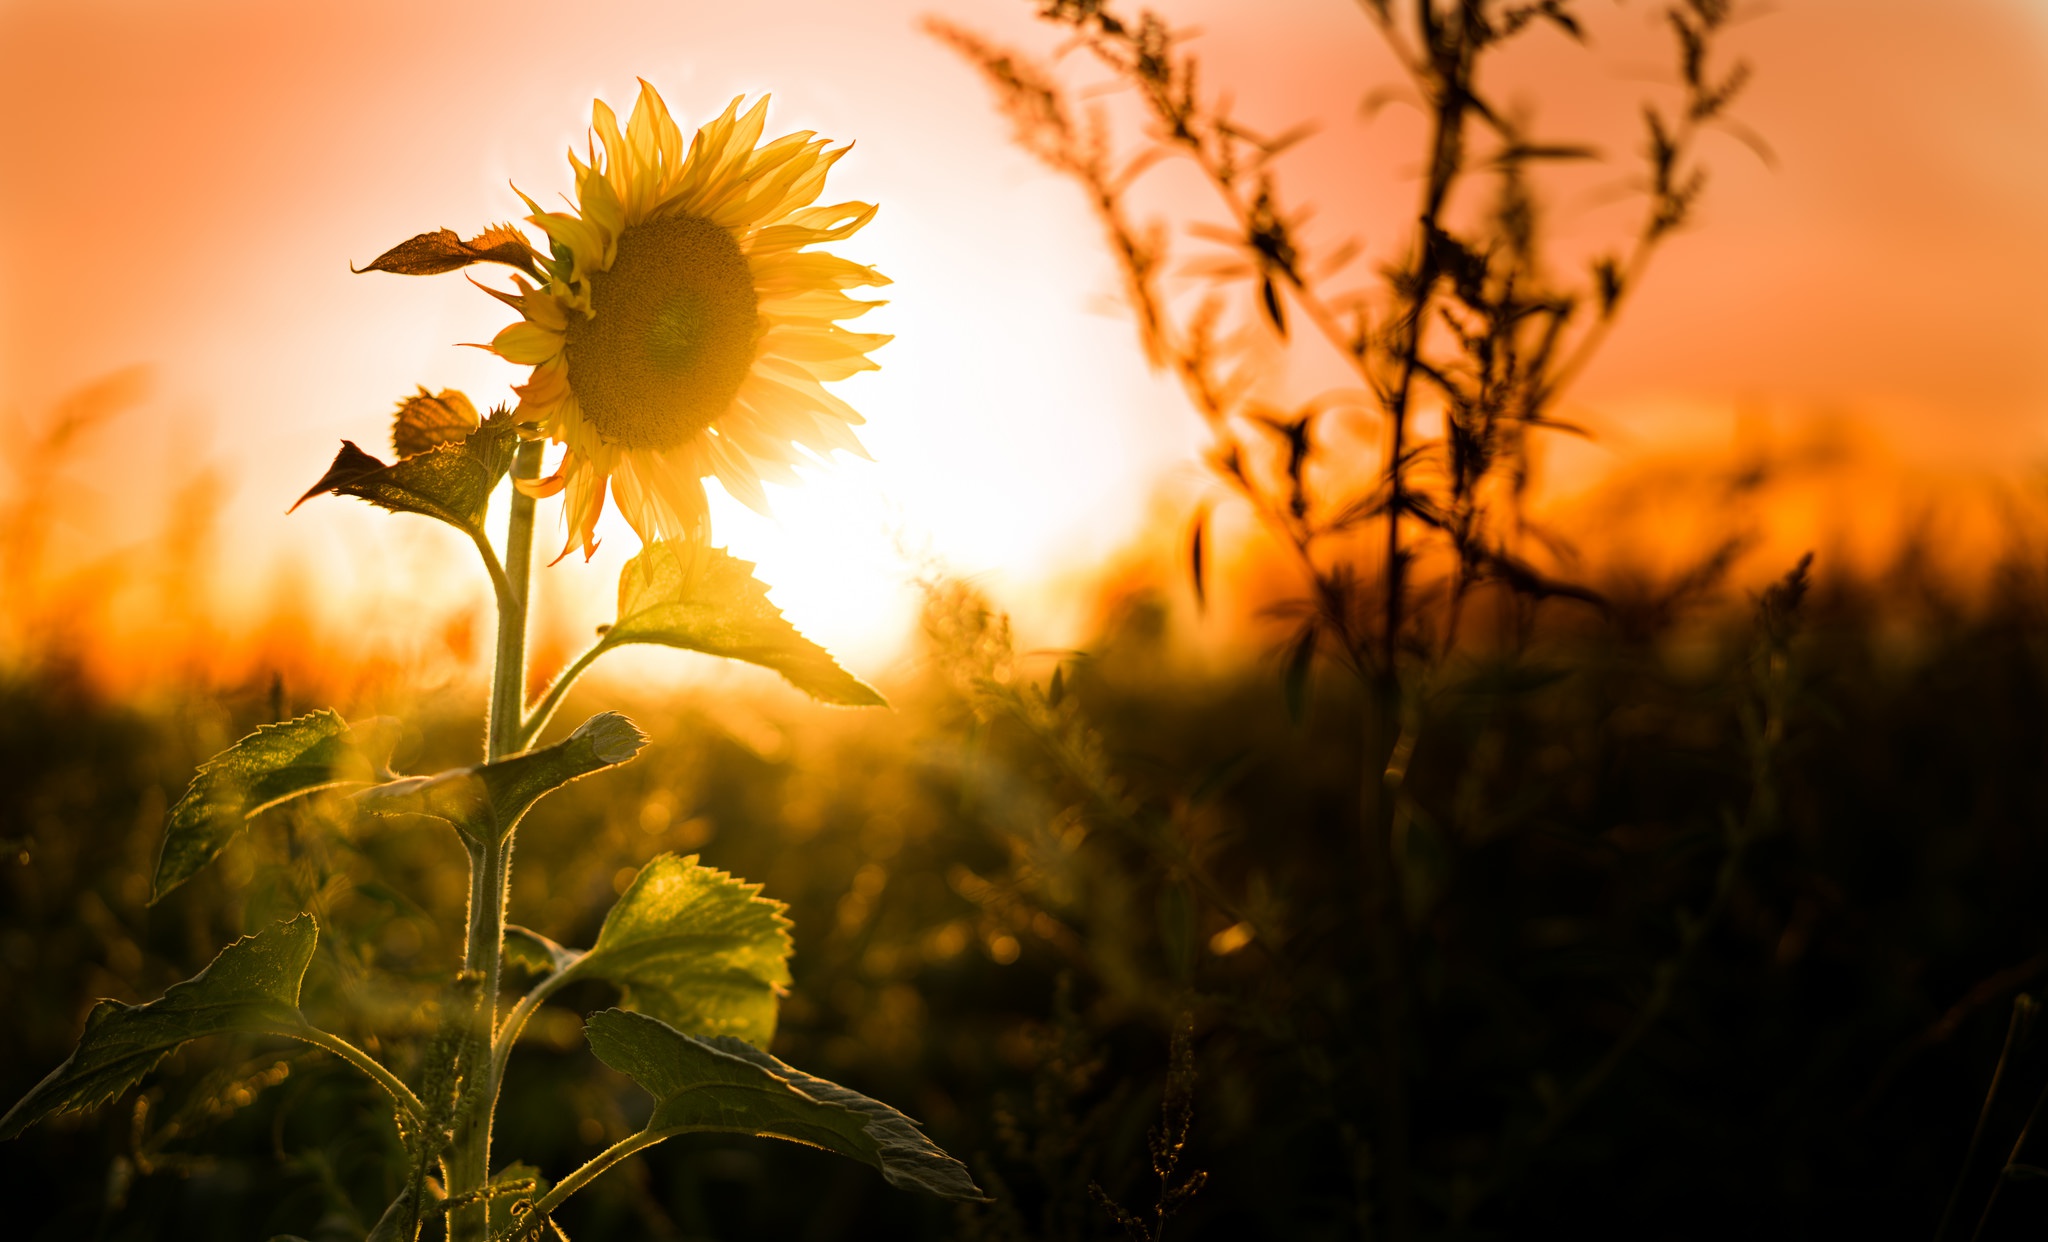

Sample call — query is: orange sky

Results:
[1,0,2044,686]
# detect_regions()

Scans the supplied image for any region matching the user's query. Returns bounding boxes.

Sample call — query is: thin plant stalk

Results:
[1937,994,2037,1241]
[1970,1051,2048,1242]
[1353,40,1479,1232]
[525,1131,667,1220]
[520,641,605,751]
[289,1026,427,1121]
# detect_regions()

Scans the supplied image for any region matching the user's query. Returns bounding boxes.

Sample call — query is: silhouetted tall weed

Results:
[9,5,2048,1238]
[935,0,1770,1232]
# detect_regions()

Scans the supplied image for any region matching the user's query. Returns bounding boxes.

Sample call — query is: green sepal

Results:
[154,712,400,901]
[355,712,646,838]
[486,1161,548,1237]
[598,542,885,707]
[0,915,318,1139]
[292,409,517,536]
[504,925,578,979]
[501,1208,572,1242]
[546,854,792,1047]
[585,1009,985,1202]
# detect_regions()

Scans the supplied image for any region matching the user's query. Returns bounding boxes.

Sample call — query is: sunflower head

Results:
[486,83,890,561]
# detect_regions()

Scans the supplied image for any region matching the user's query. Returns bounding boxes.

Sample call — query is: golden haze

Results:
[0,0,2043,696]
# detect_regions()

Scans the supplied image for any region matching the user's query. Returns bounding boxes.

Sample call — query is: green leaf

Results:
[557,854,791,1047]
[154,712,400,901]
[0,915,317,1139]
[585,1009,985,1202]
[475,712,648,823]
[355,712,647,837]
[600,543,884,707]
[292,409,517,536]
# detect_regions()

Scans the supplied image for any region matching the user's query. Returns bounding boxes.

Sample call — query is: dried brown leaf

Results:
[392,387,481,459]
[353,224,542,280]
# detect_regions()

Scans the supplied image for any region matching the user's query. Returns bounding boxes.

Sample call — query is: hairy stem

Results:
[487,967,578,1120]
[290,1025,426,1121]
[448,440,541,1242]
[447,833,510,1241]
[519,640,609,751]
[468,525,517,625]
[525,1131,666,1222]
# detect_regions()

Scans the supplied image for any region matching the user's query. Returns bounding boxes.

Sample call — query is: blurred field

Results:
[6,434,2048,1238]
[7,0,2048,1236]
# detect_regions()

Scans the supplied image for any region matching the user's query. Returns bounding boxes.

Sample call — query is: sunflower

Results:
[484,83,889,561]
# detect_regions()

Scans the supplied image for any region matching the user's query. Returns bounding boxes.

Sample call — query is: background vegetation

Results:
[7,1,2048,1239]
[8,537,2048,1239]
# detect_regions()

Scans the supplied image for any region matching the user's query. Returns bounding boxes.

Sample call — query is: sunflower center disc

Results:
[565,214,758,451]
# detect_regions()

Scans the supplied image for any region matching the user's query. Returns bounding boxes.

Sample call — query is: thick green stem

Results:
[448,833,510,1242]
[488,442,543,763]
[449,441,541,1242]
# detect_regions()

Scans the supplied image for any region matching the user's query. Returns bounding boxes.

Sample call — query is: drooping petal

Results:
[612,448,710,545]
[490,321,563,365]
[557,454,609,562]
[704,432,774,515]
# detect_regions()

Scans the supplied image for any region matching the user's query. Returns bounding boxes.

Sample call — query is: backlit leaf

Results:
[585,1009,985,1201]
[292,410,517,536]
[559,854,792,1046]
[392,387,481,459]
[154,713,399,901]
[353,223,543,280]
[355,712,647,837]
[474,712,647,828]
[602,543,884,707]
[0,916,317,1139]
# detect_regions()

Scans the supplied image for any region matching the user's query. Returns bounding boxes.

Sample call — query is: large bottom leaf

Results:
[0,915,319,1139]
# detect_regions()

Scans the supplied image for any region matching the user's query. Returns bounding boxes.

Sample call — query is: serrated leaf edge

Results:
[0,915,317,1140]
[601,544,886,708]
[153,711,373,902]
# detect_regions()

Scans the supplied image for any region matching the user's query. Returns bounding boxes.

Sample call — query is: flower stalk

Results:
[449,437,540,1242]
[0,82,982,1240]
[487,440,544,762]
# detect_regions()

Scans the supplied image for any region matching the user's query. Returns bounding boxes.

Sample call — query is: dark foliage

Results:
[5,551,2048,1237]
